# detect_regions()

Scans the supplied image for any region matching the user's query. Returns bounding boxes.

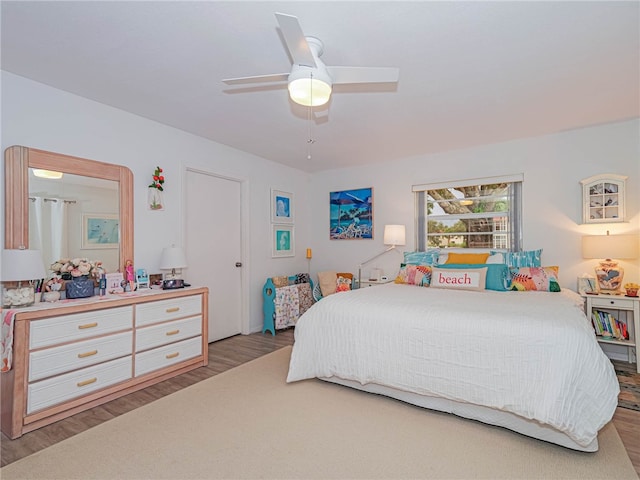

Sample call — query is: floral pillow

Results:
[395,264,432,287]
[510,266,561,292]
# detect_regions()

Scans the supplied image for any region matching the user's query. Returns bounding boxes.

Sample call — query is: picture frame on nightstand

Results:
[578,275,597,295]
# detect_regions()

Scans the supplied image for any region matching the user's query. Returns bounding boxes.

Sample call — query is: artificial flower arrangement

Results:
[50,258,101,279]
[149,166,165,191]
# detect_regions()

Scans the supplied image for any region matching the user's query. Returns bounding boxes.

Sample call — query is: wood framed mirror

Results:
[4,146,133,273]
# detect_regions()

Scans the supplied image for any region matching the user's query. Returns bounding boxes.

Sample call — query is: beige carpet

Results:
[2,347,637,480]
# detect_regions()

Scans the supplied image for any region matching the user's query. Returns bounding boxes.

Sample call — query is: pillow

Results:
[439,263,510,291]
[491,249,542,268]
[318,271,337,296]
[444,252,490,265]
[431,267,487,292]
[336,273,354,293]
[403,249,440,266]
[272,276,289,288]
[486,252,504,264]
[395,264,432,287]
[510,266,561,292]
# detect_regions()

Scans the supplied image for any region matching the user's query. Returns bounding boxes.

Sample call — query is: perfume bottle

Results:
[99,273,107,296]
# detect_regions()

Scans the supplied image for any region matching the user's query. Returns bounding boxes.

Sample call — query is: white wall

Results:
[1,72,311,333]
[3,71,638,336]
[309,119,640,290]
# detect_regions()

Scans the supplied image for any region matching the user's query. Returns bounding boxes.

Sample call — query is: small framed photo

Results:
[82,214,119,249]
[272,224,294,258]
[578,275,597,295]
[271,189,293,224]
[105,272,124,293]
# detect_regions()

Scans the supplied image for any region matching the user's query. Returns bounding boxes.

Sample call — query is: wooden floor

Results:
[2,329,639,477]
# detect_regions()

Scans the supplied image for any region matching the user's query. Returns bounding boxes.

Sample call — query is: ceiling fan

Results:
[222,13,400,107]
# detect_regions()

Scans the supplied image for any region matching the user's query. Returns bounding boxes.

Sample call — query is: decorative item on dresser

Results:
[0,287,209,439]
[1,248,46,308]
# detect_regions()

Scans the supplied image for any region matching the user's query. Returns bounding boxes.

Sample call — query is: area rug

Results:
[613,360,640,411]
[1,347,637,480]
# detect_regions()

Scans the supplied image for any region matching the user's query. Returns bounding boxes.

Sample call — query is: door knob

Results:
[235,262,242,267]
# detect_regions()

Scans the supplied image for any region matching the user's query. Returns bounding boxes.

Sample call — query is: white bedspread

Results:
[287,284,619,448]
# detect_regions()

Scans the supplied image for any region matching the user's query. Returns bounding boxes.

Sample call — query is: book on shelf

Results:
[591,309,629,340]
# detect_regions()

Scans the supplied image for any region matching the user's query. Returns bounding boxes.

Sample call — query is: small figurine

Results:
[125,259,135,292]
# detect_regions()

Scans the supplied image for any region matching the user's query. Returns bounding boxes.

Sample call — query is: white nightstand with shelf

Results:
[358,279,394,288]
[584,293,639,372]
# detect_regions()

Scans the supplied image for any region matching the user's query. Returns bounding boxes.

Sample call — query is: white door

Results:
[185,169,242,342]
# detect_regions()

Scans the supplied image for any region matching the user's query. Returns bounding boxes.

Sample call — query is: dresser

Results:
[1,287,208,439]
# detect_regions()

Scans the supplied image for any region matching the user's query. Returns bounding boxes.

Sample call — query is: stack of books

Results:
[591,309,629,340]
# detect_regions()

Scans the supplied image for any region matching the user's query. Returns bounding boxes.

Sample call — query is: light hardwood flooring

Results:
[2,329,639,477]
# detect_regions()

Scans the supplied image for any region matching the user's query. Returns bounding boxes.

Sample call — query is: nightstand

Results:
[358,279,394,288]
[584,293,639,372]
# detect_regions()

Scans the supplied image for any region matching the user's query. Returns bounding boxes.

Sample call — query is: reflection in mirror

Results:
[29,169,120,273]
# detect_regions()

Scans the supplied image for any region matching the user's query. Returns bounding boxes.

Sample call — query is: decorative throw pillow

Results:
[439,263,510,291]
[336,275,352,292]
[395,264,432,287]
[510,266,561,292]
[293,273,310,285]
[318,271,338,297]
[491,249,543,268]
[403,249,440,266]
[430,267,487,291]
[272,276,289,288]
[444,252,490,265]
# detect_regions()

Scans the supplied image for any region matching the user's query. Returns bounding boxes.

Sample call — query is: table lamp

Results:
[1,248,46,308]
[159,245,188,289]
[357,225,406,287]
[582,231,638,294]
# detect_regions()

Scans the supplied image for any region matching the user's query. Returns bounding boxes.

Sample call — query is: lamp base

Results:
[594,260,624,294]
[2,285,36,308]
[162,278,185,290]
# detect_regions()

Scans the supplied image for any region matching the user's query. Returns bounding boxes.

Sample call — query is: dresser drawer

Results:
[135,336,202,377]
[30,306,133,349]
[590,297,635,310]
[27,356,132,414]
[136,316,202,352]
[29,331,133,382]
[136,295,202,327]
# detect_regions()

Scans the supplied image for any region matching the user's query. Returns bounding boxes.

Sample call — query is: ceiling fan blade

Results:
[222,73,289,85]
[327,66,400,85]
[275,12,316,68]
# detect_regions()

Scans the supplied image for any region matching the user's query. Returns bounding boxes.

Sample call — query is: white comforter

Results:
[287,284,620,448]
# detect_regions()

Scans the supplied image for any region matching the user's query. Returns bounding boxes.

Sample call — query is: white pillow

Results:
[430,267,487,291]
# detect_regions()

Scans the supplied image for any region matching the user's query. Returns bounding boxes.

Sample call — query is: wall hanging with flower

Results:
[148,166,165,211]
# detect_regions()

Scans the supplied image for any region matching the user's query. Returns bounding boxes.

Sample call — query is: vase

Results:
[65,276,95,299]
[148,188,164,211]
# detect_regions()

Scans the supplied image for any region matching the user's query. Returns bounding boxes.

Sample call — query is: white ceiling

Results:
[2,1,638,173]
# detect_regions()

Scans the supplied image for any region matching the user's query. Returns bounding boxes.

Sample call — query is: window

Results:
[413,175,523,251]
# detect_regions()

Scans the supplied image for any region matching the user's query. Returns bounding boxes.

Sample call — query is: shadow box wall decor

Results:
[330,187,373,240]
[580,174,626,224]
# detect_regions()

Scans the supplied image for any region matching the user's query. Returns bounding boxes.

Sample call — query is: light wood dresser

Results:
[1,287,208,439]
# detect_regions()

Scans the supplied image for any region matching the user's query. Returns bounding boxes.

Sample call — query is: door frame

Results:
[182,166,251,335]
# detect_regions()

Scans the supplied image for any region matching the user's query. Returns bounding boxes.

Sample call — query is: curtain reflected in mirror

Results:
[28,169,120,273]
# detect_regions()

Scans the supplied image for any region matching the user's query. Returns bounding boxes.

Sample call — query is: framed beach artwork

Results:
[82,214,119,249]
[330,187,373,240]
[272,224,294,257]
[271,189,293,223]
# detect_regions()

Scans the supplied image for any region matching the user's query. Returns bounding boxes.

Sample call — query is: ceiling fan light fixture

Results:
[288,67,332,107]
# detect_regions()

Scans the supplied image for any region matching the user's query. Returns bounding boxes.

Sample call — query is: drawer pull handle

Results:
[166,329,180,336]
[77,377,97,387]
[166,352,179,359]
[78,350,98,358]
[166,307,180,313]
[78,322,98,330]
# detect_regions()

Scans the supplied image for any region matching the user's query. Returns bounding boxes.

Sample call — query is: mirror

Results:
[4,146,133,276]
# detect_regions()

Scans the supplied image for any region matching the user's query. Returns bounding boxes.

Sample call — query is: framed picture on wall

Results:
[82,214,119,249]
[272,224,294,258]
[330,187,373,240]
[271,189,293,223]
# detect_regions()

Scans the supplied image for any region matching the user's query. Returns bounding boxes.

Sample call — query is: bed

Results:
[286,283,620,452]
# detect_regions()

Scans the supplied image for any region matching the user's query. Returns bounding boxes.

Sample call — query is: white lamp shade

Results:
[582,234,638,259]
[159,246,188,270]
[383,225,406,246]
[288,66,332,107]
[1,249,46,281]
